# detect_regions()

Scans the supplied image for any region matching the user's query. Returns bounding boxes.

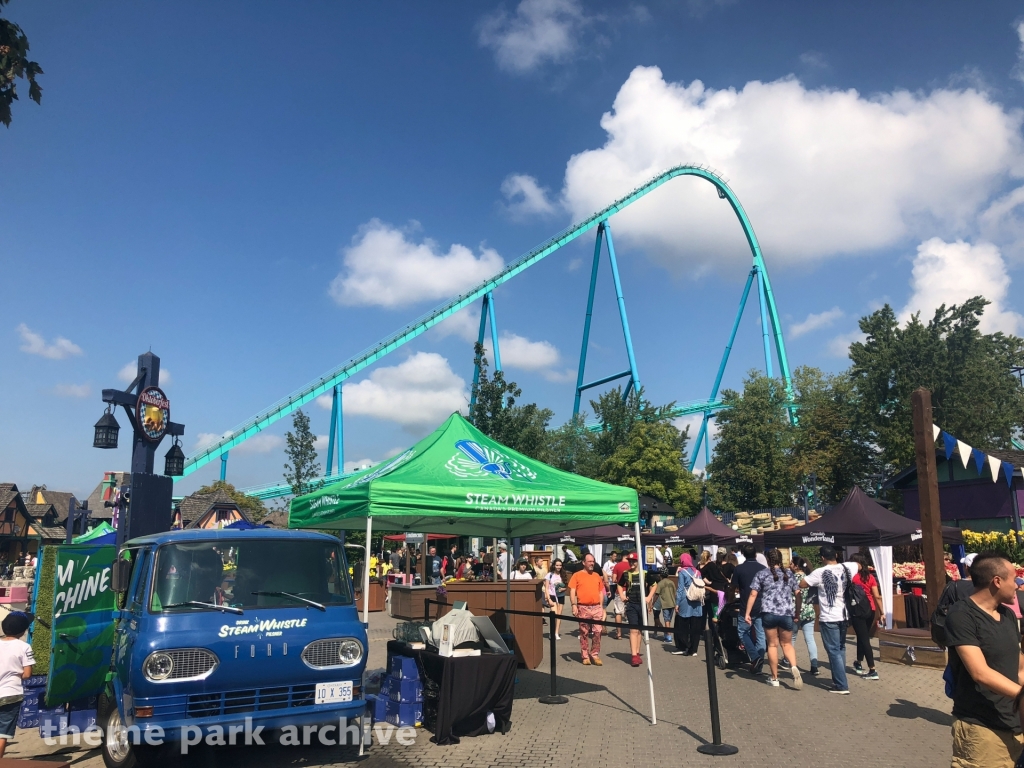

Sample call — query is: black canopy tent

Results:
[762,486,963,548]
[659,507,759,546]
[523,524,639,547]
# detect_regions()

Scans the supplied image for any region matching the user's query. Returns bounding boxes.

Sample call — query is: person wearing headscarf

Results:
[672,553,705,657]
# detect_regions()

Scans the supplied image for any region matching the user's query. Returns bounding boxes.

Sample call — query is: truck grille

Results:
[165,649,219,681]
[187,684,316,718]
[302,639,349,668]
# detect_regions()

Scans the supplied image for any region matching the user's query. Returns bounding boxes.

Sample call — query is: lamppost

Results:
[92,352,185,545]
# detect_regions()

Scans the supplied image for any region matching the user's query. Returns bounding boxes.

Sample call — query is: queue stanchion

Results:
[538,610,567,705]
[696,626,738,756]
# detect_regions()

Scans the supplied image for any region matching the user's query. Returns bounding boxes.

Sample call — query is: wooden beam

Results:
[912,388,946,617]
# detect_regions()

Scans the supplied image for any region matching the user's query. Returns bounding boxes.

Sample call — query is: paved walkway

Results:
[8,612,954,767]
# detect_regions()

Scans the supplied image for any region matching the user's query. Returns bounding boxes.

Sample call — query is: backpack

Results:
[930,580,974,649]
[841,567,873,621]
[682,568,706,604]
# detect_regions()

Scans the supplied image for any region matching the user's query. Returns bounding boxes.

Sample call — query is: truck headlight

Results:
[338,640,362,665]
[144,652,173,681]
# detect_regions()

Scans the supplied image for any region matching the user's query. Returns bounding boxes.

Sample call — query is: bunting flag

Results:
[941,431,956,461]
[1004,462,1016,488]
[971,448,987,475]
[957,440,973,469]
[987,454,1002,484]
[932,424,941,441]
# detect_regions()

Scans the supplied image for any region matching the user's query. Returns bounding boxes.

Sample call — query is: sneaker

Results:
[864,670,879,680]
[779,658,792,670]
[582,658,592,665]
[828,687,850,695]
[790,665,803,690]
[592,656,603,666]
[810,664,820,677]
[767,677,780,687]
[752,657,765,676]
[685,652,700,657]
[671,650,686,656]
[555,634,561,640]
[854,667,868,677]
[631,654,642,667]
[853,661,863,674]
[663,636,673,643]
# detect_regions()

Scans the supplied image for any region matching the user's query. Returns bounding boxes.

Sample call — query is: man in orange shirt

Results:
[569,553,608,665]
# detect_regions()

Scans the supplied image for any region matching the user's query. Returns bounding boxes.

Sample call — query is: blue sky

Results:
[4,0,1024,499]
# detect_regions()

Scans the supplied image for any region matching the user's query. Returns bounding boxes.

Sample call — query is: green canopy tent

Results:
[290,413,658,722]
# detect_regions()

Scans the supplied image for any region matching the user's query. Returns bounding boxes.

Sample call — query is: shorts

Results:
[625,602,643,627]
[611,595,625,615]
[761,613,795,632]
[0,700,21,739]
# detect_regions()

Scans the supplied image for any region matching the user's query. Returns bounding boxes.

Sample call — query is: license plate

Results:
[315,680,353,704]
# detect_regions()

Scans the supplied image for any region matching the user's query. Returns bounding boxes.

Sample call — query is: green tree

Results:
[1,0,42,127]
[600,419,702,513]
[849,298,1024,475]
[284,409,322,496]
[469,343,553,460]
[544,414,600,478]
[708,372,795,510]
[789,366,873,505]
[195,480,269,523]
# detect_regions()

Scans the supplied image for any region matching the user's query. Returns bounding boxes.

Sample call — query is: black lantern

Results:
[93,407,120,449]
[164,439,185,477]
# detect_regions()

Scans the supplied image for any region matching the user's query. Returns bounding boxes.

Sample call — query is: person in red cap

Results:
[618,553,654,667]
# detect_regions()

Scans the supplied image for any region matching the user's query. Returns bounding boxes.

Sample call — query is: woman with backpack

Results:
[672,553,705,657]
[790,556,820,676]
[850,554,882,680]
[744,548,802,688]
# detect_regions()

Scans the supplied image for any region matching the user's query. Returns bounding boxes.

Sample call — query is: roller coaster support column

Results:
[573,222,641,416]
[325,384,344,476]
[756,266,774,380]
[469,292,502,415]
[220,452,229,482]
[690,267,757,472]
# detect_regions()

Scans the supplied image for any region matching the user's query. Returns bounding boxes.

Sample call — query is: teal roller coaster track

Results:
[180,165,794,498]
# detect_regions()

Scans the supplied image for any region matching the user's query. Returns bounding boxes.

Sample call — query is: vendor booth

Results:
[763,486,963,629]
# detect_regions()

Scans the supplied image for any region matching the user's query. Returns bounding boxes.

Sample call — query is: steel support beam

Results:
[756,266,774,380]
[573,224,605,417]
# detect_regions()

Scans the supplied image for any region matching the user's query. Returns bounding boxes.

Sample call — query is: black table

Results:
[386,641,516,745]
[902,593,928,629]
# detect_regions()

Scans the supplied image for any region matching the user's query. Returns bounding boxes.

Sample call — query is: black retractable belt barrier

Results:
[538,610,568,705]
[695,627,738,756]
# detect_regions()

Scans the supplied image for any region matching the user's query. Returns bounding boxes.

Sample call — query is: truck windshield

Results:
[150,539,352,613]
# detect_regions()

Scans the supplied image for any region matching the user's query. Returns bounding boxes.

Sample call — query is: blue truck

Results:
[47,528,368,768]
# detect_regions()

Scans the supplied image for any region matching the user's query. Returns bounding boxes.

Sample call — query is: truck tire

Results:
[101,705,138,768]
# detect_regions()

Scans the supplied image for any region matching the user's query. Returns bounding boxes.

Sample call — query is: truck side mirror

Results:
[111,559,132,593]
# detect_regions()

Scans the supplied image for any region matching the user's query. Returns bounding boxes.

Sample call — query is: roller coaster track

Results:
[183,164,792,480]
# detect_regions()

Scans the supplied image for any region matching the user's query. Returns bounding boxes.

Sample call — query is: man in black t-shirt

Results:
[945,552,1024,768]
[732,543,767,674]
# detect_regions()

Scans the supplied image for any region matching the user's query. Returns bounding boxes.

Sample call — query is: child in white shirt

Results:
[0,612,35,757]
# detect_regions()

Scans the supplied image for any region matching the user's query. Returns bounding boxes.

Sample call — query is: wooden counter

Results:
[389,580,544,669]
[355,581,386,613]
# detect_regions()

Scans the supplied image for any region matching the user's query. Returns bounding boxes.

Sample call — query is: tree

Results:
[600,419,702,513]
[284,409,321,496]
[588,386,674,462]
[708,372,795,510]
[194,480,268,523]
[849,298,1024,475]
[544,413,600,478]
[469,343,553,460]
[789,367,873,505]
[0,0,42,127]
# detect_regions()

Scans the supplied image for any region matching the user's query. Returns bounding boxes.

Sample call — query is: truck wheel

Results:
[101,705,137,768]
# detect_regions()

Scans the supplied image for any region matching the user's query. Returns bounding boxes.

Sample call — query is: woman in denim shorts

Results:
[743,549,801,689]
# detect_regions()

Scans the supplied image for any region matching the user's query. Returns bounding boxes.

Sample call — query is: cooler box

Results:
[371,694,387,723]
[379,676,392,698]
[37,705,68,738]
[18,676,47,729]
[384,698,422,727]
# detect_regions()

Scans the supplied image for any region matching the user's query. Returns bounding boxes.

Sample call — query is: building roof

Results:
[639,495,678,518]
[0,484,19,511]
[24,503,59,522]
[175,490,249,528]
[85,472,128,519]
[26,487,77,516]
[262,509,289,527]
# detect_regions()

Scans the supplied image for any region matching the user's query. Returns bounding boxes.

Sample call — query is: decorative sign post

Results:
[94,352,186,545]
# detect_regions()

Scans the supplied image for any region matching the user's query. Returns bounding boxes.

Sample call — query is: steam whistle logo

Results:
[446,440,536,481]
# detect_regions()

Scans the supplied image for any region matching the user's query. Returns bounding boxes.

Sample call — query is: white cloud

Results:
[343,458,378,474]
[478,0,585,73]
[799,51,828,70]
[501,174,558,218]
[314,435,330,452]
[899,237,1023,334]
[193,431,283,455]
[329,220,503,308]
[432,304,483,342]
[674,413,720,442]
[492,332,560,370]
[322,353,468,432]
[53,383,90,398]
[1013,21,1024,84]
[828,330,867,358]
[560,67,1024,275]
[16,324,82,360]
[118,361,172,386]
[790,307,843,338]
